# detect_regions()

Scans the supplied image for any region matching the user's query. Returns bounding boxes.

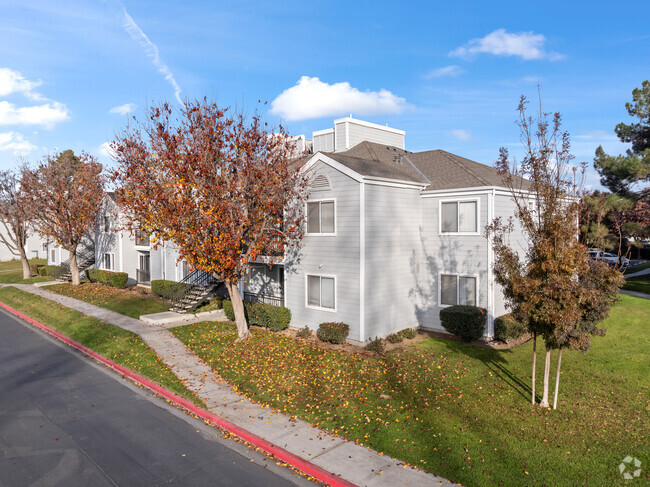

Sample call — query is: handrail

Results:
[162,269,221,312]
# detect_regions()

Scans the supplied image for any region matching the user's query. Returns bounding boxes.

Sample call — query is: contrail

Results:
[121,8,183,105]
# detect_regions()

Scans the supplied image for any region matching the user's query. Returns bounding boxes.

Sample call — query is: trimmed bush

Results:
[221,299,290,331]
[386,332,404,344]
[32,264,45,276]
[494,313,528,342]
[296,326,311,338]
[365,337,384,353]
[40,265,64,277]
[85,268,129,289]
[317,322,349,344]
[151,279,180,297]
[399,328,417,339]
[439,305,487,342]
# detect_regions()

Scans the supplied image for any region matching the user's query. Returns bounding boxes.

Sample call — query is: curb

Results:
[0,301,356,487]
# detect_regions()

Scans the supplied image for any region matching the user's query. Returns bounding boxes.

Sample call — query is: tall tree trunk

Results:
[225,280,251,341]
[19,246,31,279]
[69,247,80,286]
[531,332,537,404]
[553,348,563,410]
[539,343,552,408]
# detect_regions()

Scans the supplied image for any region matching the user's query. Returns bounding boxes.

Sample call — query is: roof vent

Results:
[311,174,331,191]
[393,153,403,165]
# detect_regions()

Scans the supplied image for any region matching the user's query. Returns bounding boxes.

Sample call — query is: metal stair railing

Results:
[53,244,96,281]
[162,269,222,313]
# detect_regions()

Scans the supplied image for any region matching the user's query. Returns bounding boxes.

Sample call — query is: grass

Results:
[48,282,170,319]
[0,258,52,284]
[172,295,649,487]
[624,261,650,274]
[0,286,203,407]
[623,274,650,295]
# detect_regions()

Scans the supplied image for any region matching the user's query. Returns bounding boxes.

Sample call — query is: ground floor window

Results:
[306,274,335,310]
[103,253,114,271]
[440,274,477,307]
[50,249,56,263]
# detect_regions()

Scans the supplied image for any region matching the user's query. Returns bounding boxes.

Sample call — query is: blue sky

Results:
[1,0,648,188]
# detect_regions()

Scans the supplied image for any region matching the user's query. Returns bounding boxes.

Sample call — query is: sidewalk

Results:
[11,284,453,487]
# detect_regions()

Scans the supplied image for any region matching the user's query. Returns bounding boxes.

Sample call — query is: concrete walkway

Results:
[10,284,452,487]
[624,266,650,278]
[620,289,650,299]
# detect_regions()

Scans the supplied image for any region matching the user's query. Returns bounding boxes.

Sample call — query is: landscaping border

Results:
[0,301,356,487]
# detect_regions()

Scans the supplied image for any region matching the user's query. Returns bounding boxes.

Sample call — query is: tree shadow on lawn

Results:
[436,339,534,403]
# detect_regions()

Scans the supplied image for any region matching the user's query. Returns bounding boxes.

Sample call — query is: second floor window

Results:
[307,200,335,234]
[441,200,478,233]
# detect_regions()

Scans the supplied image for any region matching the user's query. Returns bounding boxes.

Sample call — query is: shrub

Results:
[40,265,64,277]
[386,332,403,343]
[494,313,528,342]
[365,337,384,353]
[32,264,45,276]
[222,299,235,321]
[151,279,181,297]
[439,305,487,342]
[221,299,290,331]
[317,322,349,344]
[212,295,224,309]
[296,326,311,338]
[399,328,417,339]
[85,268,129,289]
[247,301,291,332]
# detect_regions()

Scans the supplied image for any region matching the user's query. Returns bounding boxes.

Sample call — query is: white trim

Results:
[438,198,481,236]
[305,273,337,312]
[102,252,115,271]
[362,176,428,189]
[422,186,533,197]
[359,182,365,342]
[312,128,334,136]
[437,272,480,308]
[118,232,123,272]
[301,154,364,183]
[487,189,495,337]
[345,119,350,150]
[305,198,337,236]
[332,116,406,136]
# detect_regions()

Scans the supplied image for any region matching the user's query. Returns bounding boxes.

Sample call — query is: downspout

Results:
[487,188,495,337]
[359,181,365,342]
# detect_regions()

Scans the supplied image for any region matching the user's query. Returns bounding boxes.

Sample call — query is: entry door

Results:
[139,254,150,271]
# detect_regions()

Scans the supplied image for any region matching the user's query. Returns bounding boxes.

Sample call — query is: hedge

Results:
[494,313,528,342]
[39,265,65,277]
[317,322,350,344]
[439,305,487,342]
[85,268,129,289]
[222,299,291,331]
[151,279,188,297]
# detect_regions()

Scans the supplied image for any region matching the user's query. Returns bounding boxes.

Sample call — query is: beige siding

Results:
[348,124,404,150]
[313,132,334,152]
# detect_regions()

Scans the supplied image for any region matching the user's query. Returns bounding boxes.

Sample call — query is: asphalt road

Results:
[0,309,313,487]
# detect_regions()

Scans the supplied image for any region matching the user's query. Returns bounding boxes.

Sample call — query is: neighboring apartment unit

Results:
[62,116,530,342]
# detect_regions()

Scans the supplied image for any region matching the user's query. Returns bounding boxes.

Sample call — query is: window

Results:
[441,200,478,233]
[50,249,56,263]
[103,216,110,233]
[306,275,335,310]
[307,200,335,234]
[103,253,114,270]
[440,274,477,307]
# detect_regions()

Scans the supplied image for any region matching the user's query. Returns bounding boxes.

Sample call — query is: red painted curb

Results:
[0,301,356,487]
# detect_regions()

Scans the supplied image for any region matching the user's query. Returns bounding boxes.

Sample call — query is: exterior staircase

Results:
[162,269,222,313]
[55,245,96,282]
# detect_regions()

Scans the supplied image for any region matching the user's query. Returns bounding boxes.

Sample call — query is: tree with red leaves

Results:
[0,170,33,279]
[111,99,308,341]
[21,150,105,285]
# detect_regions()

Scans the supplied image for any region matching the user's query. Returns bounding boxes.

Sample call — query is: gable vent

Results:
[311,174,331,191]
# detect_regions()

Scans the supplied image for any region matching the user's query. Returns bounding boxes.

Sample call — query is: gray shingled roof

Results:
[315,141,530,191]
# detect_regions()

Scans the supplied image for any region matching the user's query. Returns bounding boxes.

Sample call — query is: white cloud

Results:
[0,101,69,128]
[270,76,409,121]
[0,131,36,155]
[0,68,44,100]
[109,103,136,115]
[450,29,564,61]
[122,9,183,105]
[424,65,463,79]
[99,141,116,159]
[447,129,471,141]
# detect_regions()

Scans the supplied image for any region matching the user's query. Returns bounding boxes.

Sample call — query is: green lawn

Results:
[624,261,650,274]
[48,282,169,319]
[623,274,650,295]
[0,258,52,284]
[0,286,203,406]
[172,295,649,487]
